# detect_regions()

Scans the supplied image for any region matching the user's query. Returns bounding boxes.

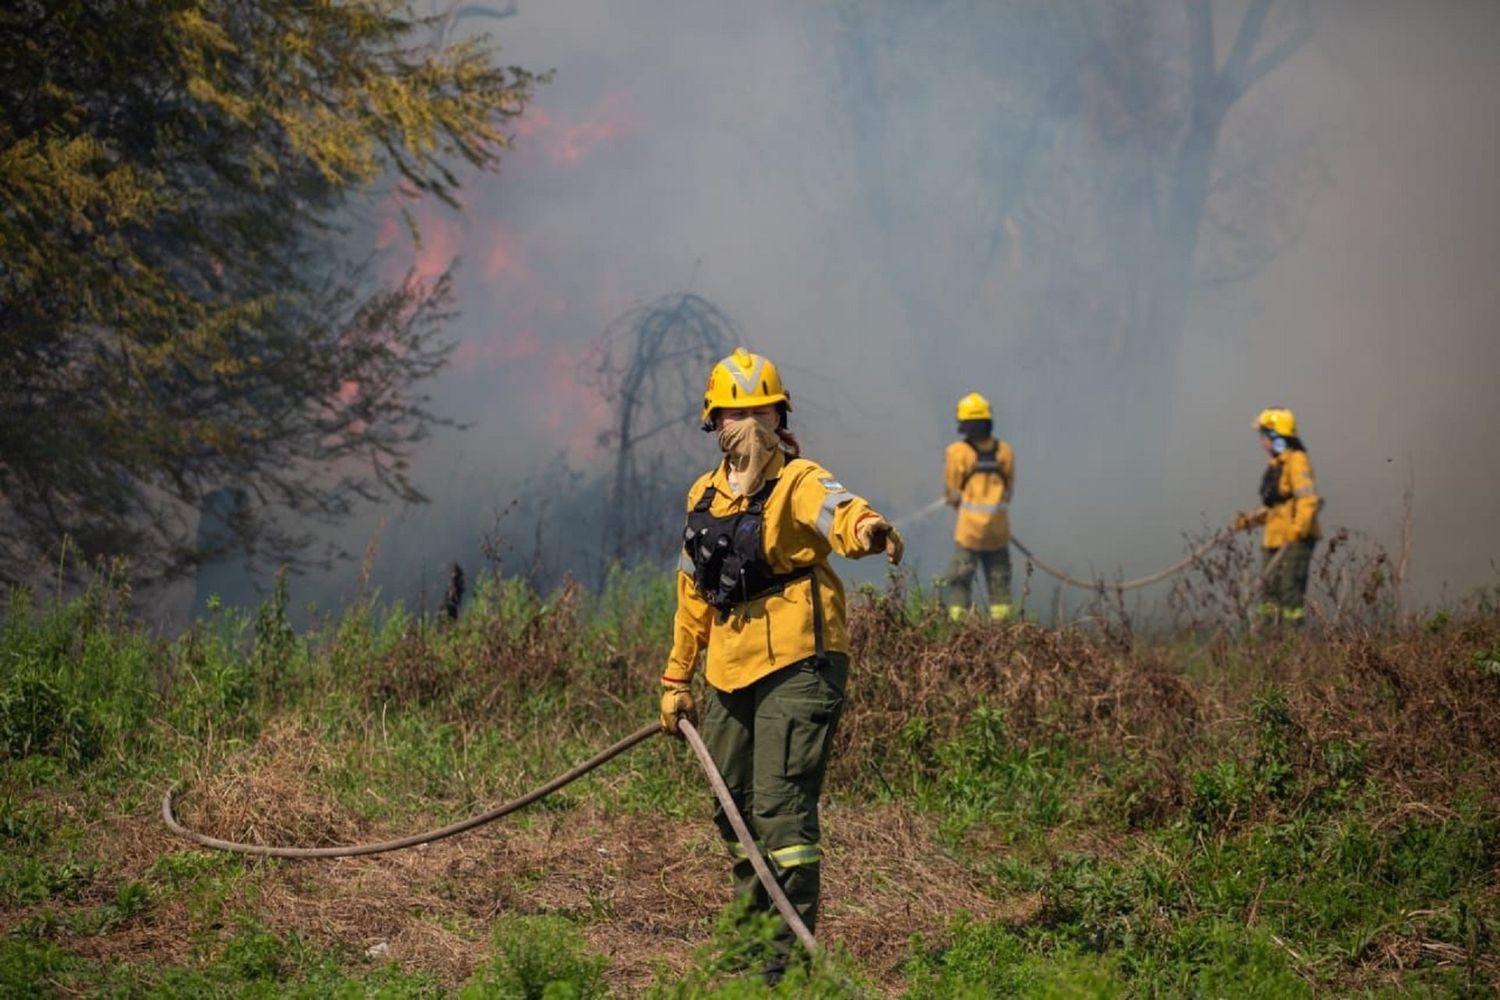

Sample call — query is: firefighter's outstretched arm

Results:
[855,514,904,564]
[1234,507,1270,532]
[788,464,900,562]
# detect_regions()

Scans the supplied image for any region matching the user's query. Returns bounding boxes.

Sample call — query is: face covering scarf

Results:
[717,418,781,497]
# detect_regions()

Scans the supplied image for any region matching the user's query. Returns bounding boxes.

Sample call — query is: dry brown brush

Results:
[839,588,1500,822]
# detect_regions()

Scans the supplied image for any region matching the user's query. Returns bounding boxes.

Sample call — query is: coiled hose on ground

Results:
[162,718,819,956]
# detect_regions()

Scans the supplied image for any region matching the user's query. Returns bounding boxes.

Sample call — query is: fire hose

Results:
[1010,531,1236,592]
[893,497,1280,592]
[164,506,1287,956]
[162,718,819,956]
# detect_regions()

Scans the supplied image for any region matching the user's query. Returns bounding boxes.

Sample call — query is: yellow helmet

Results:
[700,347,792,431]
[1253,407,1297,437]
[955,392,992,422]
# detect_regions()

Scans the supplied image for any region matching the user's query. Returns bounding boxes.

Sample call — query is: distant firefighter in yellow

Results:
[1235,408,1322,623]
[942,392,1016,621]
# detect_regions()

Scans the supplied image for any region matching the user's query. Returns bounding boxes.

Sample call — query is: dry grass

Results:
[174,719,369,848]
[7,716,1042,996]
[843,598,1500,816]
[4,568,1496,995]
[27,607,1495,993]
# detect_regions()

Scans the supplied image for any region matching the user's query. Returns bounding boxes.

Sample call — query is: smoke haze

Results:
[245,0,1499,619]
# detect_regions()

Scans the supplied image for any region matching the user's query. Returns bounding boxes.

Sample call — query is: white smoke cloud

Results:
[268,0,1498,617]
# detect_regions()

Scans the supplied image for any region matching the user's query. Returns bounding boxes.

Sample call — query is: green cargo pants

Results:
[701,652,847,959]
[942,543,1013,619]
[1259,539,1316,622]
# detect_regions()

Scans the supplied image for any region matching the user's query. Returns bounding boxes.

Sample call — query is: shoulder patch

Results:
[818,477,845,493]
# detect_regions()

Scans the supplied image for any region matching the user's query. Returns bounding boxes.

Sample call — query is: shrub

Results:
[460,915,608,1000]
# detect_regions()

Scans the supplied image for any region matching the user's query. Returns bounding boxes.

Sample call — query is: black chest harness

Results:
[1259,462,1288,507]
[961,440,1008,492]
[682,477,816,622]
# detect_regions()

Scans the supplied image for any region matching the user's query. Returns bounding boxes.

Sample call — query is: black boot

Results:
[762,953,788,988]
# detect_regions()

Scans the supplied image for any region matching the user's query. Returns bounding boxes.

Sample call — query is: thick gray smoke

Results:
[208,0,1499,620]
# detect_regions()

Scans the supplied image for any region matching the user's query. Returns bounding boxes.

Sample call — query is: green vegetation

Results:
[460,915,608,999]
[0,0,538,580]
[1,564,1496,996]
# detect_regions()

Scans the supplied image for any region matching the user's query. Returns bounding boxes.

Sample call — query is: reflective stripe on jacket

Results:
[944,437,1013,551]
[1263,450,1321,548]
[665,451,881,692]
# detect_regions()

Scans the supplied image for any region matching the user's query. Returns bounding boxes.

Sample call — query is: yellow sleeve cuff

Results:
[661,665,694,688]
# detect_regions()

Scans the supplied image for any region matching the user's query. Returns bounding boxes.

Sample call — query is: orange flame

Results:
[452,324,543,373]
[363,89,639,462]
[512,92,634,166]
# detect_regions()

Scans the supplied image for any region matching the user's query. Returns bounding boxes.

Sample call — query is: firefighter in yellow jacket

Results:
[659,348,902,984]
[1234,408,1322,622]
[942,392,1016,621]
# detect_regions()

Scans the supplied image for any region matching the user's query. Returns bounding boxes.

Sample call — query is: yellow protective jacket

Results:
[664,451,883,693]
[1254,449,1322,548]
[944,437,1013,551]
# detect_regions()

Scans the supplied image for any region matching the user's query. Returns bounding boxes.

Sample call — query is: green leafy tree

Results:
[0,0,537,582]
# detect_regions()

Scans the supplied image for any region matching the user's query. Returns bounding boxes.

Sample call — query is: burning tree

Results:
[587,294,736,570]
[0,0,537,586]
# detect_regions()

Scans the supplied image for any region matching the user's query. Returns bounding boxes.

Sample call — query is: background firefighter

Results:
[941,391,1017,622]
[1235,407,1323,623]
[659,347,903,985]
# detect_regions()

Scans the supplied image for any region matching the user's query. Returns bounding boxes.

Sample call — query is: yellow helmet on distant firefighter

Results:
[700,347,792,431]
[1254,407,1297,438]
[955,392,993,422]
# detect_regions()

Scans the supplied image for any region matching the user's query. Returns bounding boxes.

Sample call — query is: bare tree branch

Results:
[1221,0,1275,91]
[1185,0,1217,101]
[1239,27,1310,91]
[588,294,736,575]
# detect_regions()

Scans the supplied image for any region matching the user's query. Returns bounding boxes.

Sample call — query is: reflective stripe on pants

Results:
[943,542,1011,611]
[702,652,847,951]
